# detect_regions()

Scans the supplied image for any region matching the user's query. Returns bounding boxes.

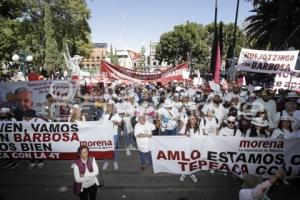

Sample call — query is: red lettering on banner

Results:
[181,151,190,161]
[157,150,167,160]
[168,151,180,160]
[13,132,80,142]
[178,161,188,171]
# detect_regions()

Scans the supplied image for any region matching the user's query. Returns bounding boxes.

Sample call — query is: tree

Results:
[139,46,146,67]
[156,22,246,72]
[245,0,300,50]
[109,44,118,64]
[156,22,210,67]
[0,0,93,71]
[44,2,60,73]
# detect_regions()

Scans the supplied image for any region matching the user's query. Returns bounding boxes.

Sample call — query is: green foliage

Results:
[156,22,246,71]
[109,44,118,64]
[0,0,92,72]
[245,0,300,50]
[44,2,60,72]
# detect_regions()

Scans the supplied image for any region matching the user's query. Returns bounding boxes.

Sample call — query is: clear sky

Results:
[87,0,253,53]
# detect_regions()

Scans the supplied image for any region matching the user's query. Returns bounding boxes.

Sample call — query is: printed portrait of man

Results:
[14,87,33,111]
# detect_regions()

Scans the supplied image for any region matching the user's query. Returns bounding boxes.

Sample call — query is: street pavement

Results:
[0,150,299,200]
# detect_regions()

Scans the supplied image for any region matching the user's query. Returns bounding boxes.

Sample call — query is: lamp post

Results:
[12,52,33,81]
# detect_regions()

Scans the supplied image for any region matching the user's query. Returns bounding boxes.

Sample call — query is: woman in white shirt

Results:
[101,100,122,170]
[200,109,220,136]
[73,145,100,200]
[271,115,294,139]
[178,114,199,183]
[68,104,86,122]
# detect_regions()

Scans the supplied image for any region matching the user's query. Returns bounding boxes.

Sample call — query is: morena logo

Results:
[240,140,284,149]
[80,140,113,147]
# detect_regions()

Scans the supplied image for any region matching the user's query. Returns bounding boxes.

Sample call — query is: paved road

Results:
[0,150,299,200]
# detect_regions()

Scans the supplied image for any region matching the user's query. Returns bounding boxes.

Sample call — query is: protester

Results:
[178,114,199,182]
[157,99,179,135]
[219,116,242,137]
[271,115,294,138]
[0,107,19,170]
[73,145,100,200]
[68,104,86,122]
[199,109,220,135]
[22,109,45,169]
[134,114,154,171]
[248,117,269,138]
[101,100,121,170]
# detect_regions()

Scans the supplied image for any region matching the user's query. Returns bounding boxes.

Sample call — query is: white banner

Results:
[273,73,300,91]
[150,136,300,178]
[0,80,78,113]
[237,48,299,74]
[0,121,114,160]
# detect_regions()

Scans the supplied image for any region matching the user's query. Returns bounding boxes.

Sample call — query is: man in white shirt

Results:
[134,114,155,171]
[157,100,179,135]
[219,116,242,137]
[201,94,225,123]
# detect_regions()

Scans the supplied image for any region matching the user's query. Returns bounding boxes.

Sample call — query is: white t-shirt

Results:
[102,113,122,135]
[218,127,242,137]
[134,122,155,153]
[271,128,293,139]
[199,117,219,135]
[179,124,201,136]
[201,103,225,122]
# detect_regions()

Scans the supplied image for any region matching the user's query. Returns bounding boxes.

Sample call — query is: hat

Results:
[286,92,298,98]
[72,104,80,109]
[186,102,197,110]
[23,110,36,118]
[206,108,215,115]
[225,116,236,124]
[163,100,173,108]
[107,100,115,105]
[280,114,294,122]
[251,117,269,127]
[253,86,262,91]
[0,107,10,114]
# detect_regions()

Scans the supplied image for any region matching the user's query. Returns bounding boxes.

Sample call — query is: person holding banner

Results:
[68,104,86,122]
[199,109,220,136]
[73,145,100,200]
[0,107,19,170]
[134,114,155,171]
[271,115,294,138]
[101,100,122,170]
[178,113,199,182]
[248,117,269,138]
[22,109,46,169]
[218,116,242,137]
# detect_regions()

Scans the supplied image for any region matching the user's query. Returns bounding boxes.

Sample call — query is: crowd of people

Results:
[1,80,300,199]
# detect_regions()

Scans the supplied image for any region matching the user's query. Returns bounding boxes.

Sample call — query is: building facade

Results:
[81,43,108,75]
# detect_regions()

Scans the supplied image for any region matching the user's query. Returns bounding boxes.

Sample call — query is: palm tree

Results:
[245,0,300,50]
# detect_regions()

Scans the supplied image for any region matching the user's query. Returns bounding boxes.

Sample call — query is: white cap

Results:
[0,107,10,113]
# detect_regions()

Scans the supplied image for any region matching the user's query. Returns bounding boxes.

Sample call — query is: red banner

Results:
[100,60,189,83]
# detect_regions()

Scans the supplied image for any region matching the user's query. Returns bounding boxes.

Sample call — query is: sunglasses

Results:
[227,121,235,124]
